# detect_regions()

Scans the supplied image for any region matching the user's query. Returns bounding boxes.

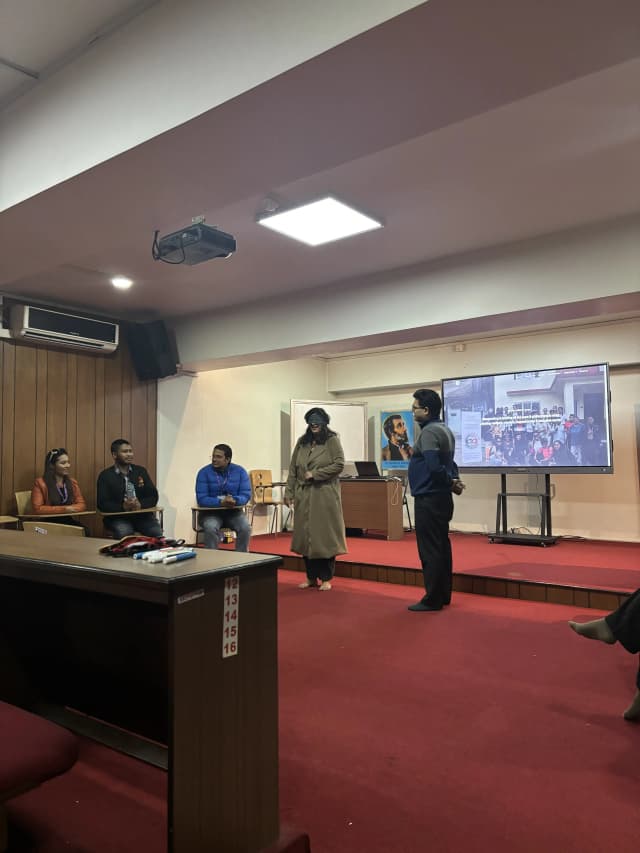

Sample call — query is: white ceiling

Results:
[0,0,158,103]
[1,1,639,325]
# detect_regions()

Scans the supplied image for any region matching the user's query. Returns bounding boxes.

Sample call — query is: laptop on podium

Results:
[354,461,382,479]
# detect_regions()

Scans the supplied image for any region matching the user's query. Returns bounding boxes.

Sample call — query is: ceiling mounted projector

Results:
[152,223,236,265]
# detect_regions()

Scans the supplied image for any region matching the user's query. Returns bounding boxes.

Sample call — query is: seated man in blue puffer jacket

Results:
[195,444,252,551]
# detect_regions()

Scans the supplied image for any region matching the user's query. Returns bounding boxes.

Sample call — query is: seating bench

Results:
[0,702,79,852]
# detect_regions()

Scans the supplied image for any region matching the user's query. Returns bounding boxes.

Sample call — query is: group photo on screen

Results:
[442,364,612,472]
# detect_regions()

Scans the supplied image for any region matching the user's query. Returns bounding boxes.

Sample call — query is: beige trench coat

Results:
[285,434,347,559]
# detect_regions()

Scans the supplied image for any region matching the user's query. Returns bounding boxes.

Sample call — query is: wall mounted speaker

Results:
[125,320,178,381]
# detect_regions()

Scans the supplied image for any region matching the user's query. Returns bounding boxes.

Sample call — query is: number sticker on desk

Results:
[222,575,239,658]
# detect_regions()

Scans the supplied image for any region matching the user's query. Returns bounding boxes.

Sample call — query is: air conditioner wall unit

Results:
[10,305,119,353]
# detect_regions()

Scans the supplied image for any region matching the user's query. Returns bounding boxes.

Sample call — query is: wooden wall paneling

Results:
[13,346,38,492]
[1,343,16,515]
[45,350,68,451]
[129,382,148,470]
[0,337,156,531]
[121,355,133,449]
[93,357,107,537]
[35,349,49,480]
[125,359,158,479]
[104,352,124,456]
[66,353,78,474]
[94,358,106,472]
[76,355,97,512]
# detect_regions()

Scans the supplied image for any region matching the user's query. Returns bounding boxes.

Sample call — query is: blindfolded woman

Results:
[285,408,347,591]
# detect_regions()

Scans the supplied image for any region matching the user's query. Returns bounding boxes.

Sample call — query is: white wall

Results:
[333,321,640,542]
[158,320,640,544]
[327,319,640,392]
[157,358,327,541]
[173,216,640,369]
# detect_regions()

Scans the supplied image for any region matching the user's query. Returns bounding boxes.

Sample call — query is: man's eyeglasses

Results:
[412,406,426,412]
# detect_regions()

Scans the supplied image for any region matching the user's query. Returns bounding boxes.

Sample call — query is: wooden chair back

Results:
[249,470,281,505]
[248,470,286,534]
[15,491,33,515]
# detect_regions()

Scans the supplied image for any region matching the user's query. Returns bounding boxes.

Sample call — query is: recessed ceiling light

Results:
[257,196,383,246]
[111,276,133,290]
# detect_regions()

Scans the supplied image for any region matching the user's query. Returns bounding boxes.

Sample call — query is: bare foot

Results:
[568,618,615,644]
[298,580,316,589]
[623,690,640,721]
[319,581,332,591]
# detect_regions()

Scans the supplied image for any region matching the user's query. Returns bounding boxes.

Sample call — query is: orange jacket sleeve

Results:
[68,479,87,513]
[31,479,63,514]
[31,478,86,514]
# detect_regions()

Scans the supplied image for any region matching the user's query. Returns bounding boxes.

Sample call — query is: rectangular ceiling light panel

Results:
[258,196,382,246]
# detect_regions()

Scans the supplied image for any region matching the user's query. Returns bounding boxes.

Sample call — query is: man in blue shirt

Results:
[407,389,464,612]
[195,444,252,551]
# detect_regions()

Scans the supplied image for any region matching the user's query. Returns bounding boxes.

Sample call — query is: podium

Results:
[0,531,280,853]
[340,478,404,540]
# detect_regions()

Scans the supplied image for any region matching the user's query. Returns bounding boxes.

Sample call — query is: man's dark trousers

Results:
[414,492,454,607]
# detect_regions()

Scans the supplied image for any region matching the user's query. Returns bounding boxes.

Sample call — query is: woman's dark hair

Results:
[42,448,71,506]
[301,408,336,445]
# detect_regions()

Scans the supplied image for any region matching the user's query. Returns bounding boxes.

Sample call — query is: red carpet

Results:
[277,572,640,853]
[7,572,640,852]
[251,532,640,593]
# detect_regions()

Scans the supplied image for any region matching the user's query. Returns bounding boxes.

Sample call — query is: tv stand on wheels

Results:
[490,473,557,547]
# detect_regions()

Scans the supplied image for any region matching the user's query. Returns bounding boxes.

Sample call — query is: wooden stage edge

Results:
[278,556,630,612]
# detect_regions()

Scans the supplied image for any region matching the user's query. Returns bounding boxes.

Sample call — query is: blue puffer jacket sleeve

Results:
[232,464,251,506]
[195,466,219,507]
[195,463,252,507]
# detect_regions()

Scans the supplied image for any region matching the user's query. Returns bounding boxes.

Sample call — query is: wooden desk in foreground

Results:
[0,531,280,853]
[340,478,404,540]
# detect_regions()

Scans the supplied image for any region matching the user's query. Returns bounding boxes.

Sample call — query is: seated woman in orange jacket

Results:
[31,448,87,522]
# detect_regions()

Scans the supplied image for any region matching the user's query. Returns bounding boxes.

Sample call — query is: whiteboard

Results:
[290,400,367,462]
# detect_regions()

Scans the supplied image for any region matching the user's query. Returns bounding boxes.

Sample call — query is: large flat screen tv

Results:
[441,363,613,473]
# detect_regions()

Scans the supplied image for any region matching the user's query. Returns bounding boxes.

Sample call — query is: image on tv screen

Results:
[441,364,612,473]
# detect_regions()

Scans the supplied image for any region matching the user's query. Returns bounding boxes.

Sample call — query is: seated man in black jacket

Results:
[97,438,163,539]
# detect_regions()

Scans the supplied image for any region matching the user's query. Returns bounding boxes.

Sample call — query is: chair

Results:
[249,470,286,534]
[15,490,38,530]
[98,507,164,538]
[191,507,236,547]
[14,491,32,516]
[22,521,85,537]
[15,490,94,532]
